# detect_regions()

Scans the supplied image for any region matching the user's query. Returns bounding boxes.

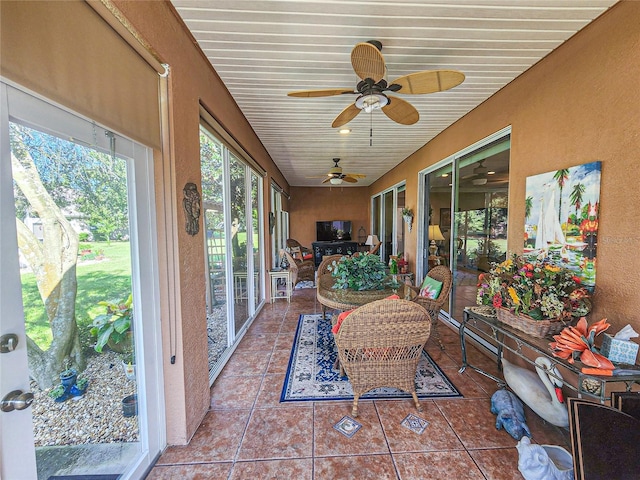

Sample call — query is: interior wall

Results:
[112,0,289,444]
[289,186,370,247]
[371,1,640,337]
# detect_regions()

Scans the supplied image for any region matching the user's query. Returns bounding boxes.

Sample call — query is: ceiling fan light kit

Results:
[287,40,465,129]
[307,158,366,186]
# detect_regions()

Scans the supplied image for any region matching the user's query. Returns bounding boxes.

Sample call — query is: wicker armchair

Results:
[408,265,453,350]
[282,250,315,287]
[286,238,312,258]
[316,254,346,318]
[334,299,431,417]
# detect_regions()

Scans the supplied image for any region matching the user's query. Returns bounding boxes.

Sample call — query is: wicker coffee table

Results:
[316,273,415,313]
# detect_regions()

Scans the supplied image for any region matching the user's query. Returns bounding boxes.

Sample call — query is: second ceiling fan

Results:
[287,40,465,128]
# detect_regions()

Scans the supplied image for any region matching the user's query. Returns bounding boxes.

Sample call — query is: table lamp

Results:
[365,234,379,251]
[428,225,444,256]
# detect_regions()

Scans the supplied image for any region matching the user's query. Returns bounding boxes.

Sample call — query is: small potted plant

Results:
[121,352,136,380]
[70,376,89,398]
[59,368,77,389]
[48,385,67,403]
[90,293,133,353]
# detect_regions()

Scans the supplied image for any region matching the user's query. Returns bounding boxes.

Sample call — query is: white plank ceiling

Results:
[171,0,618,187]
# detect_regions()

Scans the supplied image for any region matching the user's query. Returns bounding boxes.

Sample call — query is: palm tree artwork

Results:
[553,169,570,226]
[524,161,601,288]
[569,183,586,224]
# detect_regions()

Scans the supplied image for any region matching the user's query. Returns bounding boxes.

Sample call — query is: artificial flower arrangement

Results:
[476,254,591,321]
[550,317,614,373]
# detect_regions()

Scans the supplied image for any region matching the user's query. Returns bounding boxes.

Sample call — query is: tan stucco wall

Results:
[112,1,289,444]
[371,1,640,334]
[289,186,370,247]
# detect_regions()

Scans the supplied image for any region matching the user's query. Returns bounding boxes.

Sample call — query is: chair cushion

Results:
[331,294,400,334]
[419,276,443,299]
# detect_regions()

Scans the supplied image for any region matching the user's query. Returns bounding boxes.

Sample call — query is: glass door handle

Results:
[0,334,18,353]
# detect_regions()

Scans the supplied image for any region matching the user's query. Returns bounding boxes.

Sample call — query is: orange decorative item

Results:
[549,318,615,371]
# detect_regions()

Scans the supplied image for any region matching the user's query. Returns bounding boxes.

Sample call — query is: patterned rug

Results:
[280,313,462,402]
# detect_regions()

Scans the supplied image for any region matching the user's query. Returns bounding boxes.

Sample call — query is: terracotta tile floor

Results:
[147,288,569,479]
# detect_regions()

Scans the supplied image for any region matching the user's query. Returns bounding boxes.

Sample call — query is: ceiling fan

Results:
[461,161,508,186]
[287,40,465,128]
[307,158,366,185]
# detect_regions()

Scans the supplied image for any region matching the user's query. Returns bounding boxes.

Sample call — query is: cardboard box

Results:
[600,333,639,364]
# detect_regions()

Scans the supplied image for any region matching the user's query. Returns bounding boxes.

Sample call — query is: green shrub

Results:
[90,293,133,353]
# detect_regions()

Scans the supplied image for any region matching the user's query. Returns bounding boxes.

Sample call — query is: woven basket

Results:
[496,307,568,338]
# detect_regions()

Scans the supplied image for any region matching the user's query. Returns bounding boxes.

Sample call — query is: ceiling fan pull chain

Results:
[370,110,373,146]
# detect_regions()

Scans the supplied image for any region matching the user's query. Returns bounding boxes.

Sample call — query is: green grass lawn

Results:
[22,241,132,352]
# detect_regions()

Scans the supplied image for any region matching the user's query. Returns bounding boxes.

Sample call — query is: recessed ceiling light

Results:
[339,128,351,134]
[488,170,496,175]
[441,173,449,177]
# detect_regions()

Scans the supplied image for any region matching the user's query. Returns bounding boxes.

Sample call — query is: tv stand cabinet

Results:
[311,241,358,267]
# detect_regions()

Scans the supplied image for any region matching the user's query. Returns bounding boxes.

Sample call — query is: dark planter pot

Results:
[122,394,138,417]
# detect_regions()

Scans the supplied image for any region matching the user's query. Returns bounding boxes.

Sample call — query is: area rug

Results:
[280,313,462,402]
[294,280,316,289]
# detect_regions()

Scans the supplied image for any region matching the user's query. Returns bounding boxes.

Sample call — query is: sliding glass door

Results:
[1,83,163,479]
[419,129,510,324]
[371,183,406,264]
[200,124,265,381]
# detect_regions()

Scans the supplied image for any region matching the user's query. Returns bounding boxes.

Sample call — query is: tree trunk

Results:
[11,132,84,389]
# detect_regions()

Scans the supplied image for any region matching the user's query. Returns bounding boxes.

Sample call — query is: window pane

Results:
[200,129,229,371]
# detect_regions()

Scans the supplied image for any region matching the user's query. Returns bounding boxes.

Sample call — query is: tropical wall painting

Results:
[524,161,601,288]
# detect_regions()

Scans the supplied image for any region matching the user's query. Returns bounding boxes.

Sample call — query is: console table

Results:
[460,306,640,404]
[311,241,358,267]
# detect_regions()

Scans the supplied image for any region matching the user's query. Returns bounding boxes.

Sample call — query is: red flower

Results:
[572,276,581,283]
[526,272,533,278]
[492,293,502,308]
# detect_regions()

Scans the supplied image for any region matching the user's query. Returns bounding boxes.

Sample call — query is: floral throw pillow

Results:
[419,276,443,299]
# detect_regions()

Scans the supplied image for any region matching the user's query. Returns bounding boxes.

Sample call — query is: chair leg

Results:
[411,391,423,413]
[430,311,445,350]
[352,394,360,418]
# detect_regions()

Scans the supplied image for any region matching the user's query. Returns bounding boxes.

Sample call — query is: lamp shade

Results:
[365,234,379,246]
[330,177,343,185]
[428,225,445,241]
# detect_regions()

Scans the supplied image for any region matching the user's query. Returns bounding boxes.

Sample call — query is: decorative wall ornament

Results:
[182,182,201,236]
[402,207,414,232]
[269,211,276,234]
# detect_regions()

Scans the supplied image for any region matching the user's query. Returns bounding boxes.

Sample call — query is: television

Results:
[316,220,352,242]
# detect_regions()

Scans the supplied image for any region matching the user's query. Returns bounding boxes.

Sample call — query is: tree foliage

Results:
[10,123,85,388]
[13,128,129,241]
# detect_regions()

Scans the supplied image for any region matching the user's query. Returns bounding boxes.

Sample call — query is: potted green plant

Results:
[121,352,136,380]
[70,376,89,398]
[328,253,396,291]
[48,385,67,403]
[59,368,77,389]
[90,293,133,353]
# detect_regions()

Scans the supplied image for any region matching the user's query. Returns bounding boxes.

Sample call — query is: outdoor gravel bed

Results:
[31,350,138,447]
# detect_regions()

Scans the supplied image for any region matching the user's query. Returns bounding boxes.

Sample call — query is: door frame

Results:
[0,80,165,479]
